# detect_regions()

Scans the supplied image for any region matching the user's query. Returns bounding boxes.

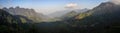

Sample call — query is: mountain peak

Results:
[101,2,115,5]
[69,10,77,13]
[91,2,120,15]
[16,6,20,8]
[96,2,115,8]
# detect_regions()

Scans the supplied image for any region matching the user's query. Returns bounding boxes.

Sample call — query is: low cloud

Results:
[65,3,78,9]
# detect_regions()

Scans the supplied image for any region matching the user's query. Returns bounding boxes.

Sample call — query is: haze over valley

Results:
[0,0,120,33]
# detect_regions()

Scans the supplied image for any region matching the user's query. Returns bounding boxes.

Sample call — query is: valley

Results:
[0,1,120,33]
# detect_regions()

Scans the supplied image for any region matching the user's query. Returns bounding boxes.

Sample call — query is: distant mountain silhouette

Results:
[49,8,89,17]
[60,11,78,20]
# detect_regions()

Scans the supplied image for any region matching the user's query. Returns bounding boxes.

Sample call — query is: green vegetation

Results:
[20,17,27,23]
[0,9,39,33]
[1,2,120,33]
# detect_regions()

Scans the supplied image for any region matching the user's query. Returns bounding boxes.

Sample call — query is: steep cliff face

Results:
[2,7,45,22]
[0,9,19,24]
[0,9,39,33]
[0,9,33,24]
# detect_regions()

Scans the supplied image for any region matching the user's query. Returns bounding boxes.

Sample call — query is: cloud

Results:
[65,3,78,9]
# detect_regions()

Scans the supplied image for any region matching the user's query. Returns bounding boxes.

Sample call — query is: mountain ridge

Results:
[2,6,47,22]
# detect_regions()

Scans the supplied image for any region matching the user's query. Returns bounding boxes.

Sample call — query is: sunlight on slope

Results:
[75,11,93,19]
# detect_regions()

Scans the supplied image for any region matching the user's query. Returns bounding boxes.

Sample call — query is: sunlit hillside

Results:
[0,0,120,33]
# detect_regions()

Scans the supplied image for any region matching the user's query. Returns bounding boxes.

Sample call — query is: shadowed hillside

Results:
[0,9,41,33]
[68,2,120,33]
[0,1,120,33]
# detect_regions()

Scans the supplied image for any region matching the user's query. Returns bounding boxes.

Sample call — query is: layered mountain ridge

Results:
[69,2,120,33]
[2,6,47,22]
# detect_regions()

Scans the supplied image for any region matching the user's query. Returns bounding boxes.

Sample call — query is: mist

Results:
[1,0,120,33]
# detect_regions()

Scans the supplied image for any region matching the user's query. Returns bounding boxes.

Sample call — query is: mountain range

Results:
[68,2,120,33]
[0,1,120,33]
[2,7,47,22]
[49,8,89,17]
[0,9,36,33]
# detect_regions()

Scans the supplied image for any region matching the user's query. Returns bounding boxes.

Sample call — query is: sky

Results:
[0,0,109,15]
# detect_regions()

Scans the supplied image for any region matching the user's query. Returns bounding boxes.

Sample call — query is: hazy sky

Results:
[0,0,109,15]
